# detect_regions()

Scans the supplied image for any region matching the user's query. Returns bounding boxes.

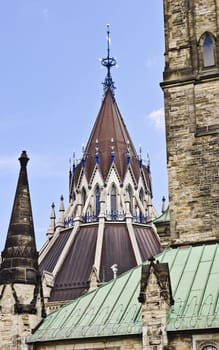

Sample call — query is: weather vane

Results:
[101,24,117,96]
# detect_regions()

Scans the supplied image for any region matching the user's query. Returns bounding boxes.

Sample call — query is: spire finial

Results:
[101,24,117,96]
[19,150,29,167]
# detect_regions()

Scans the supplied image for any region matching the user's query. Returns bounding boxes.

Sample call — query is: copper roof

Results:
[39,222,160,302]
[39,229,72,273]
[71,89,149,189]
[28,243,219,343]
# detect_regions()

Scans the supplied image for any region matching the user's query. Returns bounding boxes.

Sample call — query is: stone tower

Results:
[0,151,45,350]
[161,0,219,245]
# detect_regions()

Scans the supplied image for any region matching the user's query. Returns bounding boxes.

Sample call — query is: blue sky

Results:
[0,0,166,249]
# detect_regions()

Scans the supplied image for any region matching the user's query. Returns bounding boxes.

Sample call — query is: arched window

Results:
[202,346,218,350]
[139,188,144,204]
[127,184,133,213]
[81,187,86,206]
[203,33,215,67]
[111,184,117,213]
[95,185,100,216]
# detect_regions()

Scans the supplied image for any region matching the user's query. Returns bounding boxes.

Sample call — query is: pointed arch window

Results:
[127,184,133,213]
[202,33,215,67]
[81,187,87,207]
[95,185,100,216]
[111,184,117,213]
[139,188,144,204]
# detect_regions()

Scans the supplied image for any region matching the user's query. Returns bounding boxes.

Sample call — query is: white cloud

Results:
[147,107,165,129]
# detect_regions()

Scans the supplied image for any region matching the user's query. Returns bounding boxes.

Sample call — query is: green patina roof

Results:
[153,206,170,224]
[27,243,219,343]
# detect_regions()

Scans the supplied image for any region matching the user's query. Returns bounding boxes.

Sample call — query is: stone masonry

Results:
[161,0,219,245]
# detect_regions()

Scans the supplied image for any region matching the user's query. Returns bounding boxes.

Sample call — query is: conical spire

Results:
[83,89,140,183]
[47,202,56,238]
[0,151,39,284]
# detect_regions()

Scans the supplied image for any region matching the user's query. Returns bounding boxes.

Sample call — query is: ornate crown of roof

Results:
[69,25,152,197]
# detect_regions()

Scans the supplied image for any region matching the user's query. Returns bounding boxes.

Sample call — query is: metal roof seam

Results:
[97,269,136,326]
[67,289,99,327]
[196,244,218,316]
[120,275,141,324]
[173,246,193,298]
[212,244,219,315]
[87,276,117,326]
[113,268,140,324]
[179,245,204,318]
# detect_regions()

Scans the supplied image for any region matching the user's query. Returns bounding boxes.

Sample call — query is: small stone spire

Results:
[101,24,117,96]
[47,202,56,238]
[161,196,166,213]
[139,145,142,168]
[56,195,65,229]
[0,151,39,285]
[147,152,151,174]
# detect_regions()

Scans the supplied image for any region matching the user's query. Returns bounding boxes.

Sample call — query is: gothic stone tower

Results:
[161,0,219,245]
[0,152,45,350]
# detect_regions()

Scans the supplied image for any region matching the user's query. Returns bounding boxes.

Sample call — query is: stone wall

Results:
[0,284,43,350]
[168,333,219,350]
[27,337,142,350]
[161,0,219,245]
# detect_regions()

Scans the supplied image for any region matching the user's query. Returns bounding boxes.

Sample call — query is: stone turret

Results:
[0,151,45,350]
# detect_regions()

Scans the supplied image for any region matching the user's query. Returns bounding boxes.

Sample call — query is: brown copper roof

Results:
[39,229,72,273]
[72,89,143,188]
[134,225,160,261]
[99,223,137,281]
[49,225,98,301]
[40,221,160,302]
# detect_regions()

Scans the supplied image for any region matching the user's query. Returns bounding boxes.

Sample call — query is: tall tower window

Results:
[111,184,117,213]
[95,185,100,216]
[127,184,133,213]
[81,187,87,206]
[203,33,215,67]
[139,188,144,204]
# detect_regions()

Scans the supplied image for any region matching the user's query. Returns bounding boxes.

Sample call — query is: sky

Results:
[0,0,167,250]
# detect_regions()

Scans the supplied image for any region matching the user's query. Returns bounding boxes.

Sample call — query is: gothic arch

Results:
[81,187,87,207]
[110,183,117,213]
[126,184,133,213]
[139,187,144,204]
[199,32,216,68]
[95,184,101,216]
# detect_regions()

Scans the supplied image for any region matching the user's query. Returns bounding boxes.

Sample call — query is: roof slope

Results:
[84,89,139,182]
[70,89,151,194]
[28,243,219,343]
[39,223,160,301]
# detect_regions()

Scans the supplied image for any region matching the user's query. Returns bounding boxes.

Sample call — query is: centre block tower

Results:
[161,0,219,244]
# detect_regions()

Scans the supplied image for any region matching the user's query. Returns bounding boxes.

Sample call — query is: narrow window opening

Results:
[111,184,117,213]
[81,187,86,206]
[95,186,100,216]
[203,34,215,67]
[127,185,133,213]
[139,188,144,204]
